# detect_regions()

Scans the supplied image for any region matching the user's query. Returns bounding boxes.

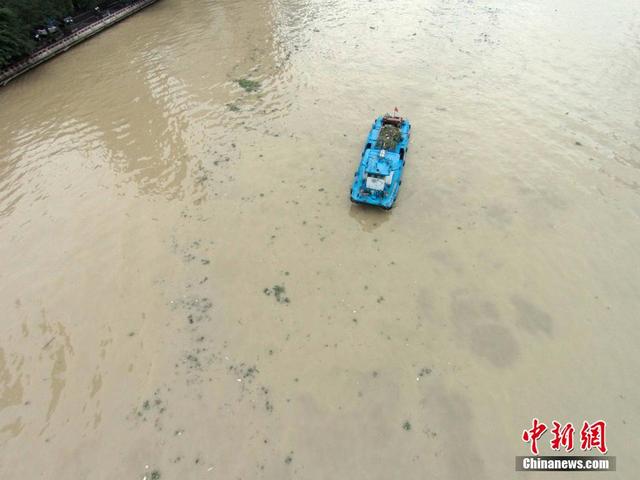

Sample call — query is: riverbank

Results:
[0,0,160,87]
[1,0,639,478]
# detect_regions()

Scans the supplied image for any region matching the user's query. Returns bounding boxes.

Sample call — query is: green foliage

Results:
[237,78,261,92]
[1,1,73,28]
[74,0,98,11]
[0,6,33,67]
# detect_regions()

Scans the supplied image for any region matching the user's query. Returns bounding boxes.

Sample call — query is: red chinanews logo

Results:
[522,419,607,455]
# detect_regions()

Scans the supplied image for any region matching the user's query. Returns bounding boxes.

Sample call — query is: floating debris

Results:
[263,284,290,304]
[132,389,167,429]
[237,78,261,92]
[229,363,259,383]
[173,296,213,324]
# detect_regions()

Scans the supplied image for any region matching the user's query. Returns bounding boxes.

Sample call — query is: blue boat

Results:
[350,114,411,209]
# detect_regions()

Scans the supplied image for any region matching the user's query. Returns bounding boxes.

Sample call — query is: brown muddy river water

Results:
[1,0,640,478]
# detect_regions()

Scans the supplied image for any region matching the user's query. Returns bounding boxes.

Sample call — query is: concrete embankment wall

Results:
[0,0,159,87]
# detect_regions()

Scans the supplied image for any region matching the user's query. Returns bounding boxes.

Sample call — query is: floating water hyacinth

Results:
[237,78,261,92]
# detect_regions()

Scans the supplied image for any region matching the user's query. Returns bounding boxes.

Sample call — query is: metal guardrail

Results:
[0,0,159,87]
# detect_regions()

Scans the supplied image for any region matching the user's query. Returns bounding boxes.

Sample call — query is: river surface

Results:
[1,0,639,478]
